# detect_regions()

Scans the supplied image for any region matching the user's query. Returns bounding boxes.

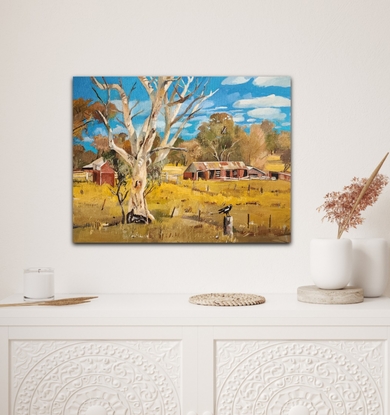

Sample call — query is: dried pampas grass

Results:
[318,153,389,239]
[0,296,98,308]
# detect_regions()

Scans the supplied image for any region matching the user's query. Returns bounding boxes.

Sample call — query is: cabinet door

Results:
[199,326,388,415]
[9,326,197,415]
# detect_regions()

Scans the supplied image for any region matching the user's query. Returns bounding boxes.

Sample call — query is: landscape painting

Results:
[73,76,291,243]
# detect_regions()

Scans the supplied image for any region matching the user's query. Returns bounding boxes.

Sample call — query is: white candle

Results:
[24,268,54,300]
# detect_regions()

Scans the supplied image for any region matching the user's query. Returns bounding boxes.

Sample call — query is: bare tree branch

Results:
[73,119,94,133]
[115,117,127,128]
[138,76,155,96]
[127,81,137,103]
[153,79,218,163]
[131,109,144,120]
[92,87,105,104]
[96,109,135,168]
[91,77,138,153]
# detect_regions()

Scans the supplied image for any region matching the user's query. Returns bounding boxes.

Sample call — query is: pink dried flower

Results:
[317,174,388,237]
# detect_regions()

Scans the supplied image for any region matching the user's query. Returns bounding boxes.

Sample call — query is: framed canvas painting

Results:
[73,76,291,243]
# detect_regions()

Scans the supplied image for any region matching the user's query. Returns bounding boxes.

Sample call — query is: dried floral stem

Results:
[337,152,389,239]
[0,296,98,308]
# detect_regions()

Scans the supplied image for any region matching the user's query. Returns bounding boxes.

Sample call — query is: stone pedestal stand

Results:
[297,285,363,304]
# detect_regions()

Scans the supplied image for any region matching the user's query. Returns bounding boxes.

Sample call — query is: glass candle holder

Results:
[24,268,54,300]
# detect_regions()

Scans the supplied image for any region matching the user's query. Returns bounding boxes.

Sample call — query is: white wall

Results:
[1,0,389,298]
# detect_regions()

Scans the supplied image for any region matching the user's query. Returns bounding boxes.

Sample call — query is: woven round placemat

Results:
[189,293,266,307]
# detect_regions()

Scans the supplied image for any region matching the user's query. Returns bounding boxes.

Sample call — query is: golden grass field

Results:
[73,162,291,243]
[265,154,291,172]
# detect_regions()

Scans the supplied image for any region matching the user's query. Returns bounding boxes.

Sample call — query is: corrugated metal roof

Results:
[190,161,247,171]
[247,166,266,174]
[83,157,105,170]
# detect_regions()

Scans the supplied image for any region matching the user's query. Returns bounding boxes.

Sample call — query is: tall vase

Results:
[310,238,352,289]
[351,238,389,297]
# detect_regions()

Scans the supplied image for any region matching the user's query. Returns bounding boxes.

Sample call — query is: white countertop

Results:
[1,293,390,326]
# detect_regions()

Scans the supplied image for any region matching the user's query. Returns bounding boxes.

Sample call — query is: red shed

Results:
[91,158,115,186]
[278,172,291,182]
[183,161,248,181]
[247,166,267,179]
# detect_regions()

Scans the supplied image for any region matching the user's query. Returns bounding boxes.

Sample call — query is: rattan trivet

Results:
[189,293,266,307]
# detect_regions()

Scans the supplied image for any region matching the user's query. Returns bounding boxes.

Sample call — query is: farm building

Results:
[247,166,267,179]
[183,161,248,181]
[268,170,291,181]
[83,157,115,186]
[278,172,291,182]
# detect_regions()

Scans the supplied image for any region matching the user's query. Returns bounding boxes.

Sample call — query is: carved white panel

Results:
[11,340,181,415]
[216,340,384,415]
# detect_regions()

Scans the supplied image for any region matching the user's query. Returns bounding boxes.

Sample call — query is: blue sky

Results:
[73,76,291,152]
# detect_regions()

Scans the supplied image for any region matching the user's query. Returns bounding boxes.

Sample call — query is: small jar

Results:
[24,268,54,300]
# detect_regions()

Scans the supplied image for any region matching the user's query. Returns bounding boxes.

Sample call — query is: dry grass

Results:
[73,155,291,243]
[73,177,291,243]
[265,154,290,172]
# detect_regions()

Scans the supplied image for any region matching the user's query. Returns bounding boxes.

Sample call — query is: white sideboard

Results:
[0,293,389,415]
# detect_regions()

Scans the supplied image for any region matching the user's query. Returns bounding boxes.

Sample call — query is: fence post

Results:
[247,213,250,228]
[269,215,272,231]
[223,216,233,236]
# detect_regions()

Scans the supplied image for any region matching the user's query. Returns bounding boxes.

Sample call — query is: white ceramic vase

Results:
[310,238,352,289]
[351,238,389,297]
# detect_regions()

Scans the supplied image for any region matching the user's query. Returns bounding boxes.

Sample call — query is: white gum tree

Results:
[91,76,216,224]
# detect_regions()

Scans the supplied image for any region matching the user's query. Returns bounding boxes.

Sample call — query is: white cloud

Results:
[112,125,127,134]
[191,115,209,123]
[247,108,287,121]
[199,107,220,115]
[181,129,195,139]
[222,77,252,85]
[233,114,245,123]
[155,115,193,133]
[92,127,107,136]
[215,106,228,110]
[253,77,291,88]
[171,123,192,133]
[82,136,94,143]
[201,100,215,109]
[156,119,166,131]
[234,94,290,108]
[281,122,291,127]
[111,100,122,111]
[247,118,256,122]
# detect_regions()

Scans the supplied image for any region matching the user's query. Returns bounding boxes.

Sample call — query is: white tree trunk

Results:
[127,159,155,223]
